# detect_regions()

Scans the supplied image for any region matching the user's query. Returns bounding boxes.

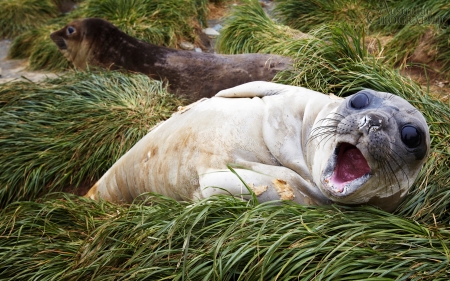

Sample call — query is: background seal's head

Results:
[50,18,116,69]
[314,89,430,211]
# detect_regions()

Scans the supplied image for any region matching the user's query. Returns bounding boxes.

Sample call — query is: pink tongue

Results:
[336,147,370,182]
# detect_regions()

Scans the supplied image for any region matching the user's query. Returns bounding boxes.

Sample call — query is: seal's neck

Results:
[89,25,183,76]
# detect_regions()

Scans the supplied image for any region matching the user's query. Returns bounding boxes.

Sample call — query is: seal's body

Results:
[50,18,292,101]
[86,82,430,212]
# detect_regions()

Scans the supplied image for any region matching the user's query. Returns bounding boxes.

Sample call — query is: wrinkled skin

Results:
[85,82,430,212]
[50,18,293,101]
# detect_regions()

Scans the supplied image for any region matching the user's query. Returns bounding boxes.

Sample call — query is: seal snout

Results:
[50,33,67,50]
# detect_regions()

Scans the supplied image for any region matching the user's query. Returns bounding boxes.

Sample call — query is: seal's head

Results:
[50,18,117,69]
[51,19,86,69]
[312,89,430,211]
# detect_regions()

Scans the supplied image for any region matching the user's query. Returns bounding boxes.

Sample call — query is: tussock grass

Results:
[369,0,449,70]
[0,71,183,208]
[368,0,447,34]
[0,0,58,39]
[274,0,447,34]
[383,24,435,68]
[0,194,449,280]
[435,26,450,73]
[274,0,372,32]
[273,0,450,73]
[216,2,310,56]
[218,1,450,224]
[80,0,207,46]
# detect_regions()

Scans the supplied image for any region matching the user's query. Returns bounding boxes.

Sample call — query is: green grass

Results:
[369,0,450,71]
[368,0,448,34]
[435,25,450,73]
[274,0,372,32]
[383,24,435,68]
[0,193,449,280]
[274,0,447,34]
[273,0,450,73]
[0,0,58,39]
[80,0,207,46]
[0,71,183,208]
[216,2,311,56]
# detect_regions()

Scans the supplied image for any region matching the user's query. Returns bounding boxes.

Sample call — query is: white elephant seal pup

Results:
[85,82,430,212]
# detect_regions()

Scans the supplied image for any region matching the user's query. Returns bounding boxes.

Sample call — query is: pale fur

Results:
[86,82,429,211]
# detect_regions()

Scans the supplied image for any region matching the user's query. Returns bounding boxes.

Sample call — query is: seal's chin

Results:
[323,143,371,197]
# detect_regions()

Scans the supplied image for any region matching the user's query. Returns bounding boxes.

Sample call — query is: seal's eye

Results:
[67,26,75,35]
[350,93,370,109]
[401,125,421,148]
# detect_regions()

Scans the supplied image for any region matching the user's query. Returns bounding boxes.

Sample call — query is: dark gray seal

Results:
[50,18,293,101]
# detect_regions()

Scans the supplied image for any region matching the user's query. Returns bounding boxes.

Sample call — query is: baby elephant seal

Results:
[50,18,292,101]
[85,82,430,212]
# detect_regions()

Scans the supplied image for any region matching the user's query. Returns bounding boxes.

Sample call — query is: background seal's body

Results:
[50,18,292,101]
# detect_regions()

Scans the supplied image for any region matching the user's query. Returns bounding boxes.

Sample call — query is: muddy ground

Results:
[0,40,58,84]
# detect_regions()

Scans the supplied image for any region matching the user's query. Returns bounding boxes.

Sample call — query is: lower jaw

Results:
[322,174,371,199]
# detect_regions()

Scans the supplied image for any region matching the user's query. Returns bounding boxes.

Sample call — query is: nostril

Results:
[367,114,384,127]
[358,116,368,130]
[358,115,383,133]
[369,118,381,127]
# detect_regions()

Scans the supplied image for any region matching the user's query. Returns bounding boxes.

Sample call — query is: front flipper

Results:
[215,81,298,98]
[197,162,330,205]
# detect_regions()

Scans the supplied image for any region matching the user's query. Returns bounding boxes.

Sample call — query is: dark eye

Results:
[350,93,370,109]
[67,26,75,35]
[401,125,421,148]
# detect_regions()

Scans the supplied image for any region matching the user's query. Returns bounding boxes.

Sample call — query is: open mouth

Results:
[323,143,371,196]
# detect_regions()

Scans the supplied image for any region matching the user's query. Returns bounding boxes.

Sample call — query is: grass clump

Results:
[369,0,449,70]
[274,0,373,32]
[435,26,450,73]
[368,0,447,34]
[80,0,207,46]
[0,0,58,39]
[216,2,311,56]
[273,0,450,73]
[0,71,183,208]
[0,194,449,280]
[0,194,119,280]
[383,24,436,68]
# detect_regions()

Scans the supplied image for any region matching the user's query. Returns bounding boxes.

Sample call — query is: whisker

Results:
[308,127,337,145]
[379,145,408,190]
[380,159,394,192]
[308,113,347,148]
[382,147,409,187]
[368,145,392,189]
[384,158,401,191]
[387,141,408,164]
[315,133,336,148]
